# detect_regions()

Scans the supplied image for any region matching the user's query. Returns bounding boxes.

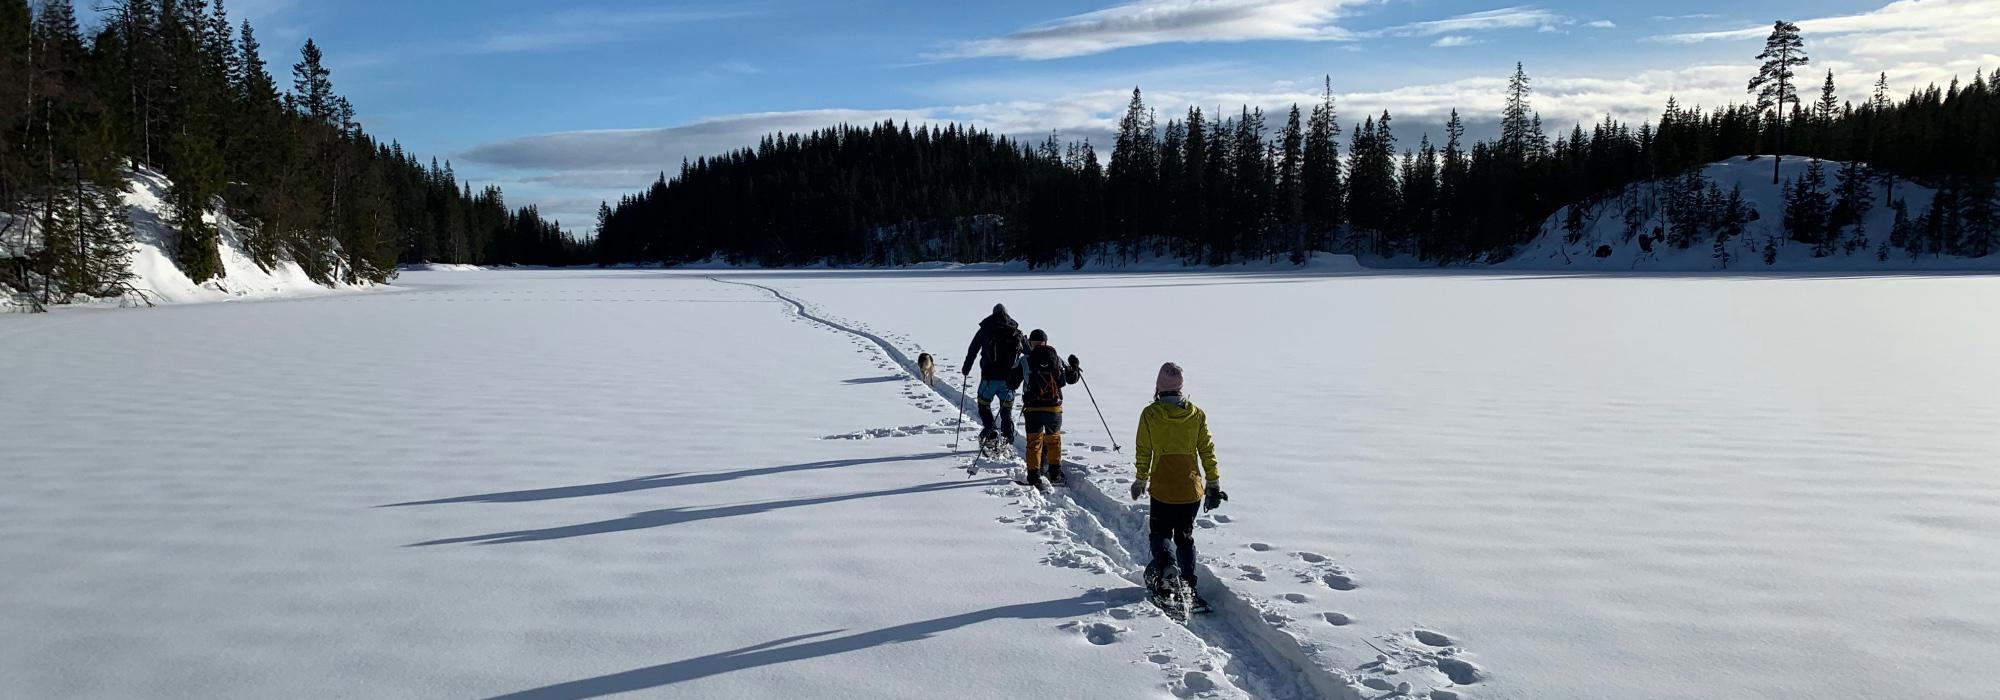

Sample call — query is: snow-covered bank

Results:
[2,167,372,312]
[1504,155,2000,272]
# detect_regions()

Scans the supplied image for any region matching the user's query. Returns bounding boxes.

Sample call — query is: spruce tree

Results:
[1300,77,1342,252]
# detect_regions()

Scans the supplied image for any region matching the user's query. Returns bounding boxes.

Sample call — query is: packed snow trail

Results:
[0,271,1263,699]
[710,276,1369,700]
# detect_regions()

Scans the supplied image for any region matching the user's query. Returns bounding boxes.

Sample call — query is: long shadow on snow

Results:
[381,452,951,507]
[486,590,1135,699]
[408,477,1000,546]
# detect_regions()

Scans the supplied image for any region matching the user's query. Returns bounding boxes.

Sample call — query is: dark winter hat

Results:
[1156,362,1184,394]
[993,303,1008,316]
[1029,329,1048,342]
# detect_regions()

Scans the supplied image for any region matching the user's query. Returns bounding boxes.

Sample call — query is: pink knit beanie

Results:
[1155,362,1184,394]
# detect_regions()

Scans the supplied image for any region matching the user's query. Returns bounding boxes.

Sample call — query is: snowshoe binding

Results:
[1146,564,1194,622]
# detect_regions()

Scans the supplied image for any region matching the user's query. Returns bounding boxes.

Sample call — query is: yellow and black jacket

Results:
[1134,396,1220,505]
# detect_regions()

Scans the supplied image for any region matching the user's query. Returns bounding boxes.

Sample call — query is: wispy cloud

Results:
[1650,0,1996,45]
[1432,35,1479,47]
[1374,6,1565,37]
[1586,20,1616,29]
[461,6,760,55]
[1649,13,1722,22]
[937,0,1368,60]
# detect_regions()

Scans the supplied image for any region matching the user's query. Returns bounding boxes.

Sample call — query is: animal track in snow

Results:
[1321,611,1352,625]
[1248,542,1273,552]
[1323,573,1358,590]
[1296,551,1326,563]
[1281,592,1311,604]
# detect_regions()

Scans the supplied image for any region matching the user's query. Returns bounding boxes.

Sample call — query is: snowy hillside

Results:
[1,167,370,312]
[1504,156,1999,271]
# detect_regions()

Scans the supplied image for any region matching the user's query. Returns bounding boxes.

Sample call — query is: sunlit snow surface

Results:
[750,266,2000,700]
[5,267,1999,699]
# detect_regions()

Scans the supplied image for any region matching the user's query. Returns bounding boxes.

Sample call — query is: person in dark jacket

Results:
[1020,329,1082,487]
[962,304,1027,449]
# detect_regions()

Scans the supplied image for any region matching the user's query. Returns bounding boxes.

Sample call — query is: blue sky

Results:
[172,0,1999,230]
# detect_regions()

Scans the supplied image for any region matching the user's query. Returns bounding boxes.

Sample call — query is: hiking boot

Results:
[1046,463,1066,485]
[1025,468,1045,488]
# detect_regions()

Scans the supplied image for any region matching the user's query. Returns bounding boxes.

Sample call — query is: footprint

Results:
[1212,514,1233,523]
[1296,551,1327,563]
[1249,542,1273,552]
[1149,653,1174,665]
[1414,630,1453,647]
[1196,519,1217,529]
[1436,657,1483,685]
[1281,593,1311,604]
[1430,690,1461,700]
[1180,671,1217,693]
[1108,607,1137,620]
[1082,622,1124,645]
[1323,573,1358,591]
[1238,565,1267,582]
[1321,611,1352,626]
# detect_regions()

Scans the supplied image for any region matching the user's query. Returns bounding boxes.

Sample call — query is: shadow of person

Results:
[408,478,1003,546]
[381,452,953,507]
[487,591,1128,699]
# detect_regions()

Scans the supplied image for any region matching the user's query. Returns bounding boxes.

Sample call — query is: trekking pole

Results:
[1078,373,1121,452]
[951,372,972,453]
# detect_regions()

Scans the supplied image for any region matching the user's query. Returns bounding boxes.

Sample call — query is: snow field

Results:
[746,266,2000,700]
[0,271,1258,698]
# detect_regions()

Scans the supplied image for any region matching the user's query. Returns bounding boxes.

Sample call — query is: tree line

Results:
[592,23,1996,268]
[1,0,575,310]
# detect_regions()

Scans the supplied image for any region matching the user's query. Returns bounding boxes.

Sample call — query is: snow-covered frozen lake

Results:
[5,267,1998,699]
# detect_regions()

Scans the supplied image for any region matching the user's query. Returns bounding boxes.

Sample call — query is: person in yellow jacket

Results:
[1129,362,1227,600]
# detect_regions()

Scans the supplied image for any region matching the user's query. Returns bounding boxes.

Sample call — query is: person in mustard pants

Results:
[1130,362,1227,601]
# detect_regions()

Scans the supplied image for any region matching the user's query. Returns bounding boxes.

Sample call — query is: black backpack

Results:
[1024,348,1064,405]
[987,329,1022,371]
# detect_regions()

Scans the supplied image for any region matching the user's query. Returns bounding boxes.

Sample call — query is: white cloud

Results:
[1432,35,1479,47]
[938,0,1367,60]
[1376,6,1565,37]
[1652,0,1998,48]
[1586,20,1617,29]
[461,7,758,55]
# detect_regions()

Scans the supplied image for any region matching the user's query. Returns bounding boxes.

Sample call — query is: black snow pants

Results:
[1146,499,1201,588]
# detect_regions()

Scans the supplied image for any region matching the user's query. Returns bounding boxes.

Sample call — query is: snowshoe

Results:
[1016,469,1048,493]
[1146,564,1193,622]
[1046,463,1066,486]
[1186,590,1212,615]
[978,434,1005,459]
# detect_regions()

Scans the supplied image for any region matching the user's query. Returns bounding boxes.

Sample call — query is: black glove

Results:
[1203,482,1227,511]
[1067,354,1080,369]
[961,363,973,376]
[1130,480,1147,500]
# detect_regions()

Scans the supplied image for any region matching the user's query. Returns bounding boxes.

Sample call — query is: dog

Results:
[916,353,936,387]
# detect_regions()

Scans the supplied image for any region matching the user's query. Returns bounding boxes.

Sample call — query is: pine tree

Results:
[1748,20,1809,184]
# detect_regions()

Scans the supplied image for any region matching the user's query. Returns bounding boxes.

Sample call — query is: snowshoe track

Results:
[713,276,1366,700]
